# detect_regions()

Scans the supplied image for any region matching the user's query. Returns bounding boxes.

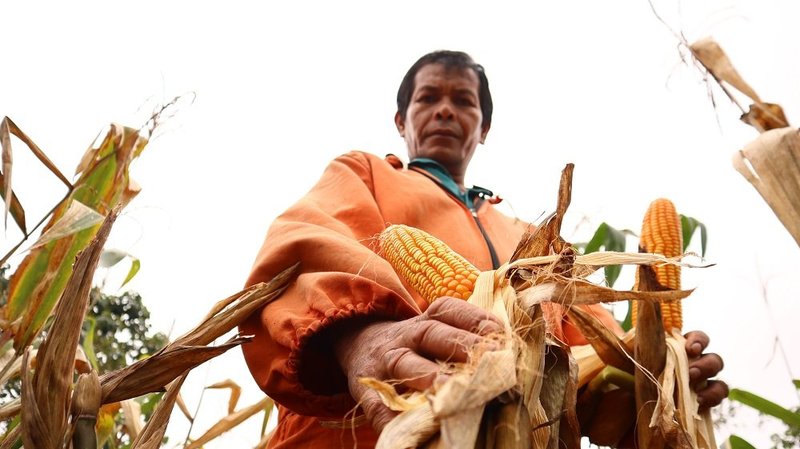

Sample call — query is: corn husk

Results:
[733,127,800,247]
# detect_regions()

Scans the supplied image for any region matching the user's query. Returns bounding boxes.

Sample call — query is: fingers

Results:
[357,388,399,433]
[424,296,504,336]
[382,347,441,391]
[684,330,710,358]
[688,352,724,387]
[696,379,729,410]
[405,319,490,363]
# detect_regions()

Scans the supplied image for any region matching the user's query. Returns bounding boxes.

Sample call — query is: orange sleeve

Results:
[239,152,421,418]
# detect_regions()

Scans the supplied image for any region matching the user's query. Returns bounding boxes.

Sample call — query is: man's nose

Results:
[434,100,454,121]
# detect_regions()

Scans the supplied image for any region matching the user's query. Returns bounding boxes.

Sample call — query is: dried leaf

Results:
[100,336,249,404]
[741,102,790,132]
[176,392,194,422]
[375,403,438,449]
[566,306,634,373]
[689,37,761,103]
[0,117,71,233]
[439,405,483,448]
[130,373,188,449]
[23,211,116,449]
[733,127,800,247]
[206,378,242,415]
[184,396,273,449]
[121,399,143,440]
[174,263,298,348]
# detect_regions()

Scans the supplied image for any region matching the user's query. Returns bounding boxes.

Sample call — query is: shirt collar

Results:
[408,157,495,209]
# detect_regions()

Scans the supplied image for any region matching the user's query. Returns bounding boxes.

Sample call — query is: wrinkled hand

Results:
[333,297,502,433]
[684,330,728,410]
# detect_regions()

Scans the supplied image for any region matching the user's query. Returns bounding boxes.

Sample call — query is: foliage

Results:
[85,288,167,372]
[726,382,800,449]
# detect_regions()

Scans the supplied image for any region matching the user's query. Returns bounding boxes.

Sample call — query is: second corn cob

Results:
[632,198,684,331]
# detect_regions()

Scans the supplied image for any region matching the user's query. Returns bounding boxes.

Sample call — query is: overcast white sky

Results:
[3,0,799,447]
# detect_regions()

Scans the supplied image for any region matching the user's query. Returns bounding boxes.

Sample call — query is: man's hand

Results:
[685,330,728,409]
[333,297,502,433]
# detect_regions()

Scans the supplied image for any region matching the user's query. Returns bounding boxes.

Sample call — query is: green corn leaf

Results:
[680,214,708,257]
[725,435,757,449]
[121,258,141,288]
[81,317,99,371]
[729,388,800,428]
[3,125,148,352]
[793,379,800,391]
[583,222,630,287]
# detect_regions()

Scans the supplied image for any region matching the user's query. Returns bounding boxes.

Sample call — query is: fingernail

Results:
[691,342,702,355]
[689,367,701,381]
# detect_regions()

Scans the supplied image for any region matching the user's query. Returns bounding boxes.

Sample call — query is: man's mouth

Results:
[427,129,459,139]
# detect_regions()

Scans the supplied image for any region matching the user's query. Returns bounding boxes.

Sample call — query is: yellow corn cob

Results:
[379,224,480,304]
[632,198,683,331]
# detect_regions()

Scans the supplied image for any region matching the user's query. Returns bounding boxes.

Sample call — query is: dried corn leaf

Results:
[733,127,800,247]
[176,392,194,422]
[439,405,484,448]
[20,348,57,449]
[101,336,249,404]
[519,279,692,310]
[741,102,790,132]
[431,348,516,419]
[689,37,761,103]
[184,396,273,449]
[23,211,115,449]
[566,306,633,373]
[207,378,242,415]
[375,403,438,449]
[121,399,143,440]
[173,263,298,348]
[130,374,188,449]
[0,117,71,233]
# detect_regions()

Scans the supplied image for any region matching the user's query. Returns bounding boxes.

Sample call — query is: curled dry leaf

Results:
[184,396,273,449]
[130,374,188,449]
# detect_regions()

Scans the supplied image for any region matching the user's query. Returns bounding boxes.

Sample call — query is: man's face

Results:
[395,63,490,178]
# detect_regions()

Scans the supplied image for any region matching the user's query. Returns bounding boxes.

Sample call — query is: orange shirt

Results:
[239,151,621,448]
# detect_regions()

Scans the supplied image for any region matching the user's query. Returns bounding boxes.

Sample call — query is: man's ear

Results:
[394,111,405,136]
[480,122,491,144]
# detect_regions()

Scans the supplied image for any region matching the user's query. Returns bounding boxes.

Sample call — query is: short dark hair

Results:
[396,50,493,128]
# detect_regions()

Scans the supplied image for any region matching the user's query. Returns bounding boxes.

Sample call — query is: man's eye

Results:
[455,97,475,106]
[417,95,436,103]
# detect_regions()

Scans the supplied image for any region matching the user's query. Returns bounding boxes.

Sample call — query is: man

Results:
[240,50,727,448]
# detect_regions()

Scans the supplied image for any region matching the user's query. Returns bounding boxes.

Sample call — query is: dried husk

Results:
[130,373,188,449]
[733,127,800,247]
[71,371,101,449]
[101,336,249,404]
[22,210,116,449]
[634,265,668,449]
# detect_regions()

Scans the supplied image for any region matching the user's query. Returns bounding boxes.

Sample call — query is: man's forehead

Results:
[413,64,480,90]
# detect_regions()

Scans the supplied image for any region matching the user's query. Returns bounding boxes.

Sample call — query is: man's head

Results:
[396,51,493,128]
[394,51,493,186]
